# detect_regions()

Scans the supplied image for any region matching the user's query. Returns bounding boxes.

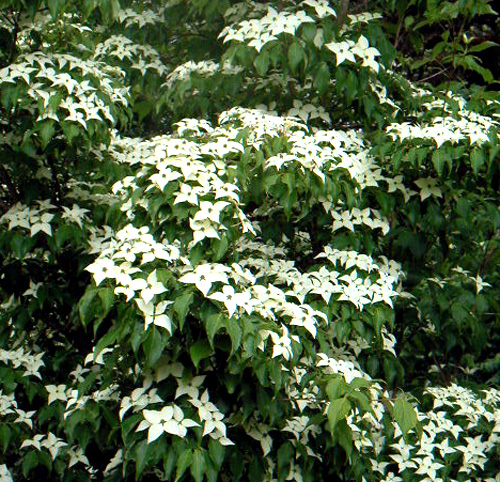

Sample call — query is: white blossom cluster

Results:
[117,7,165,28]
[375,384,500,481]
[326,35,382,72]
[286,99,331,124]
[219,6,315,52]
[0,347,45,379]
[162,60,243,90]
[330,206,390,235]
[121,361,235,446]
[0,201,90,237]
[0,52,129,127]
[94,35,168,76]
[0,201,56,236]
[387,91,500,147]
[218,106,305,147]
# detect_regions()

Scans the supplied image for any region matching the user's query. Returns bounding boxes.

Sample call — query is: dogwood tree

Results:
[1,0,500,480]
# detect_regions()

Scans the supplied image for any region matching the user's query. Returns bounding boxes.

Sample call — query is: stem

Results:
[46,155,64,205]
[0,164,19,205]
[8,8,22,65]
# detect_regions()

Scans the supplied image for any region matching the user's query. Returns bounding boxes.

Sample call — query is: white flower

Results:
[325,41,356,65]
[190,390,228,438]
[178,263,230,296]
[68,447,90,468]
[61,204,90,227]
[175,375,206,399]
[86,257,121,286]
[135,299,173,332]
[414,456,443,480]
[268,326,298,360]
[30,212,54,236]
[208,285,251,317]
[149,167,182,191]
[20,434,45,451]
[474,275,491,294]
[137,270,168,304]
[137,405,199,443]
[0,464,13,482]
[414,178,442,201]
[193,201,230,224]
[45,384,70,405]
[41,432,68,460]
[14,409,36,428]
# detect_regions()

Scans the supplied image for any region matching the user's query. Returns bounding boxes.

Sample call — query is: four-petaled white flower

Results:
[45,384,70,405]
[130,270,168,304]
[86,257,121,286]
[137,405,199,443]
[136,299,173,332]
[178,263,230,295]
[414,178,442,201]
[208,285,251,317]
[190,390,228,437]
[325,41,356,66]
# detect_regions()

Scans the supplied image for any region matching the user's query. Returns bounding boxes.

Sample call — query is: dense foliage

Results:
[1,0,500,480]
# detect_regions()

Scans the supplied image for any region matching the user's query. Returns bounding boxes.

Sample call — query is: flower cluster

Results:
[220,6,315,52]
[94,35,168,76]
[0,52,129,127]
[162,60,243,90]
[326,35,382,72]
[117,7,165,29]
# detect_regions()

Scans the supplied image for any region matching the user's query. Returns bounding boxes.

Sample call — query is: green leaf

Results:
[470,148,485,174]
[174,292,194,330]
[144,327,165,366]
[175,449,193,481]
[190,449,206,482]
[468,40,499,53]
[10,233,36,259]
[393,396,418,436]
[254,51,270,76]
[22,451,39,478]
[38,120,56,149]
[277,442,294,479]
[456,55,494,83]
[432,149,446,175]
[93,329,118,362]
[78,288,98,327]
[301,23,317,43]
[135,440,150,479]
[206,313,226,346]
[97,287,114,319]
[0,424,11,453]
[326,376,346,400]
[213,236,229,261]
[226,318,242,355]
[208,439,225,470]
[133,100,154,121]
[313,62,330,95]
[288,42,305,72]
[327,397,351,430]
[190,339,213,369]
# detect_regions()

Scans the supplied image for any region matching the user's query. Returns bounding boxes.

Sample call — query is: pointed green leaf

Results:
[190,339,213,369]
[288,42,305,73]
[393,397,418,436]
[174,292,194,330]
[327,397,351,430]
[190,449,206,482]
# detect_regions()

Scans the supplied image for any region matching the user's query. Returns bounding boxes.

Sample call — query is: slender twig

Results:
[0,164,19,204]
[46,156,64,205]
[420,66,451,83]
[8,8,22,64]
